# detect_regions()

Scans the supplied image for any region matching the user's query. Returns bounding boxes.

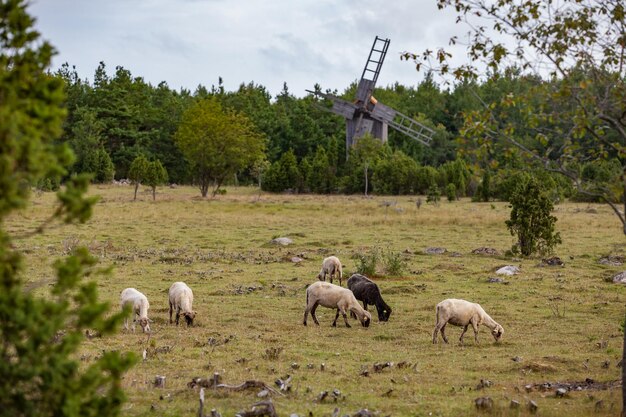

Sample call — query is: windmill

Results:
[307,36,435,157]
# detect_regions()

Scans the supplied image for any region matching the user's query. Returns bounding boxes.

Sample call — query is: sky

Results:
[28,0,465,98]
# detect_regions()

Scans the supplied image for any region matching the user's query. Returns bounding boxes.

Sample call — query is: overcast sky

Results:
[28,0,464,98]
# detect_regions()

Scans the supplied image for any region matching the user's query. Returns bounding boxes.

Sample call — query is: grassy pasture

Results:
[7,185,626,416]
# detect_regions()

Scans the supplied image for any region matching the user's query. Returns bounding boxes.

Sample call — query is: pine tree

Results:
[506,176,562,256]
[0,2,136,415]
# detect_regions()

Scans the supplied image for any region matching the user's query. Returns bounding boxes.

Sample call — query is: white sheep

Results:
[303,281,371,328]
[120,288,151,333]
[432,298,503,344]
[317,256,343,286]
[168,281,196,326]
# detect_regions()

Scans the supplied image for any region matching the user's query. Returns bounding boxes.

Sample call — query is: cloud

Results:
[28,0,468,96]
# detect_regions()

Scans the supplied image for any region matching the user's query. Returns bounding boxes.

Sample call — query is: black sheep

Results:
[346,274,392,322]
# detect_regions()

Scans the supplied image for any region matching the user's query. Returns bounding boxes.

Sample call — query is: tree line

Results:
[52,57,619,203]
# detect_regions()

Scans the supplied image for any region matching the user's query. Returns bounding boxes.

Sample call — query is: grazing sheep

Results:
[168,281,196,326]
[317,256,343,286]
[120,288,151,333]
[347,274,392,322]
[303,281,371,328]
[432,298,503,344]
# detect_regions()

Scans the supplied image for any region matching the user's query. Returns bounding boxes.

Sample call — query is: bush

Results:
[426,184,441,205]
[354,246,381,276]
[505,175,562,256]
[382,248,407,276]
[445,183,457,201]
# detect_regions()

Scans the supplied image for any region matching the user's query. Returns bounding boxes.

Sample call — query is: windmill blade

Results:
[356,36,390,104]
[306,89,357,119]
[353,114,374,138]
[370,101,435,147]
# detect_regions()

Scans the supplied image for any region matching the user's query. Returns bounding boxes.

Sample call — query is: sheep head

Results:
[360,311,372,328]
[183,311,196,326]
[491,324,504,341]
[139,317,151,333]
[378,304,392,322]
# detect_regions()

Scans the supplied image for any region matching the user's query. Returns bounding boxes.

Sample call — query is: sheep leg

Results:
[310,302,320,325]
[303,301,318,326]
[341,309,351,328]
[441,324,449,343]
[169,301,173,324]
[432,324,438,343]
[332,309,340,327]
[175,306,181,326]
[459,325,469,344]
[471,319,480,344]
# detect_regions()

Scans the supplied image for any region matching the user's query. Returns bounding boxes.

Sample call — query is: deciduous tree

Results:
[404,0,626,233]
[175,98,265,197]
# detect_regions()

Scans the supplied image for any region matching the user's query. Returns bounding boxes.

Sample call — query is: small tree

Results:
[480,169,492,202]
[426,184,441,205]
[446,183,457,202]
[128,155,149,201]
[144,159,168,201]
[506,176,562,256]
[175,97,265,198]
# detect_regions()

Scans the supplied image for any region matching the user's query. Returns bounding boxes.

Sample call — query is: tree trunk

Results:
[364,163,369,196]
[623,312,626,416]
[134,183,139,201]
[623,165,626,236]
[152,186,156,201]
[200,180,209,198]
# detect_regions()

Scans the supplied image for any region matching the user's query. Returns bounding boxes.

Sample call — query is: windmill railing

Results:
[386,112,436,147]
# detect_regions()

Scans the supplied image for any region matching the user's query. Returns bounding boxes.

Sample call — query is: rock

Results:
[317,391,328,402]
[528,400,538,413]
[510,400,520,409]
[524,384,533,392]
[512,356,522,362]
[487,277,505,283]
[599,255,624,266]
[154,375,166,388]
[612,271,626,284]
[496,265,520,275]
[476,379,493,389]
[555,388,567,397]
[541,256,564,266]
[257,389,269,398]
[291,257,304,263]
[472,247,500,256]
[291,362,300,370]
[474,397,493,410]
[424,247,447,255]
[270,237,293,246]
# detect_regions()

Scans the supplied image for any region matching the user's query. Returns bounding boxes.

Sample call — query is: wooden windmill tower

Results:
[307,36,435,156]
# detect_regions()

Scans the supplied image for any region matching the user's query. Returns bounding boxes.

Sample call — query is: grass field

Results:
[7,185,626,416]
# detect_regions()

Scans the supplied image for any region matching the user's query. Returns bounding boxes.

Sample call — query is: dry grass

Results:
[7,185,626,416]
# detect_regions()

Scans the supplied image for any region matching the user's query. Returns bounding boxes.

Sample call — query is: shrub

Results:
[382,248,407,276]
[426,184,441,205]
[354,247,381,276]
[505,176,562,256]
[445,183,457,202]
